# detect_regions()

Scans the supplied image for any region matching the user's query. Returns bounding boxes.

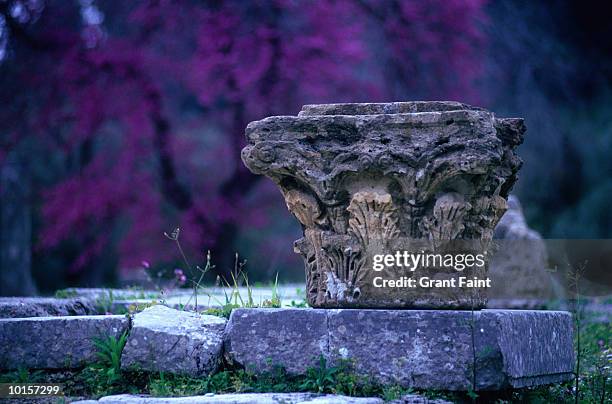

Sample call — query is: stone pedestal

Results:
[224,308,574,391]
[242,102,525,308]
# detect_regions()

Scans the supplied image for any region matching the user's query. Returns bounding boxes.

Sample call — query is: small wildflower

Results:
[141,260,150,269]
[174,268,184,276]
[179,275,187,285]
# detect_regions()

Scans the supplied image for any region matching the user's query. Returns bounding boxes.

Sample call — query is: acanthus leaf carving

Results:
[347,192,400,248]
[421,192,471,241]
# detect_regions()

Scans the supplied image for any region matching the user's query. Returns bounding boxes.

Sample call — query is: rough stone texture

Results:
[225,308,574,391]
[474,310,575,389]
[389,395,453,404]
[330,309,575,390]
[121,305,226,376]
[328,310,471,390]
[242,102,525,308]
[298,101,486,116]
[389,394,453,404]
[73,393,385,403]
[488,195,556,303]
[0,315,128,369]
[224,308,328,373]
[0,297,96,318]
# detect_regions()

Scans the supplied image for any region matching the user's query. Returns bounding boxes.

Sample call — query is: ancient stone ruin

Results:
[0,103,574,401]
[242,102,525,308]
[237,103,574,390]
[488,195,558,306]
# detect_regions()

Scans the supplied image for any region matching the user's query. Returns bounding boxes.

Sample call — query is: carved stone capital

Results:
[242,102,525,308]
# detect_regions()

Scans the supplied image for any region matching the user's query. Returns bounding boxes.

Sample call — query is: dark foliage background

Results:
[1,0,611,294]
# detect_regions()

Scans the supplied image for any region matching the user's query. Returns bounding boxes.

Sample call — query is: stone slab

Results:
[224,308,574,391]
[121,305,226,376]
[298,101,485,116]
[0,297,96,318]
[73,393,384,403]
[328,310,472,390]
[0,315,129,369]
[476,310,575,388]
[73,393,453,403]
[224,308,328,374]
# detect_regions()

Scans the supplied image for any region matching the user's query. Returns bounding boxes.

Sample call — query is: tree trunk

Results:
[0,153,37,296]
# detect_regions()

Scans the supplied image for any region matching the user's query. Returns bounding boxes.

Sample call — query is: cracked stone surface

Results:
[121,305,226,376]
[0,314,128,369]
[224,308,574,391]
[242,102,525,308]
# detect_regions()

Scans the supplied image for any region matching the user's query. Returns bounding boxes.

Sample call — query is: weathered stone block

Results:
[224,308,574,391]
[330,309,575,390]
[475,310,575,388]
[242,102,525,308]
[488,195,557,304]
[224,308,328,373]
[0,314,128,369]
[73,393,387,404]
[0,297,96,318]
[121,305,226,376]
[327,310,473,390]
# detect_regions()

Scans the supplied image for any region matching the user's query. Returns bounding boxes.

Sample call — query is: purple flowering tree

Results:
[0,0,485,284]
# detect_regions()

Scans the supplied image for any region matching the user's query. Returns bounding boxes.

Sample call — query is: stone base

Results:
[224,308,574,391]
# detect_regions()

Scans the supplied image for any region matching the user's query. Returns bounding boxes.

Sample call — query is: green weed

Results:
[0,367,44,383]
[300,356,338,393]
[288,288,309,308]
[54,289,78,298]
[92,331,128,384]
